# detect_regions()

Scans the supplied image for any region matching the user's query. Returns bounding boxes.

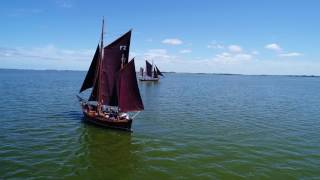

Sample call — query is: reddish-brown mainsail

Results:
[103,30,131,106]
[89,30,132,106]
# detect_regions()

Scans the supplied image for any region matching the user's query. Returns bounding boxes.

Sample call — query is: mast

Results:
[100,17,104,57]
[98,17,104,108]
[152,60,154,75]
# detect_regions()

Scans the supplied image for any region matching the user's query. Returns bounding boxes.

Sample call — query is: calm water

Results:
[0,69,320,179]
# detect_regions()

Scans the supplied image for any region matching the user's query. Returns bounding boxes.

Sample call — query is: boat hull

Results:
[77,96,132,132]
[83,112,132,132]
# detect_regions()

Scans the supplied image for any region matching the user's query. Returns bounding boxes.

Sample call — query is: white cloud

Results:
[179,49,192,54]
[133,49,177,70]
[143,49,173,59]
[228,45,242,53]
[3,45,93,61]
[265,43,282,52]
[128,45,311,75]
[134,54,320,75]
[0,45,94,70]
[162,38,183,45]
[251,51,259,55]
[214,52,253,62]
[279,52,302,57]
[207,41,224,49]
[56,0,73,8]
[0,43,311,75]
[202,58,320,75]
[265,43,303,57]
[207,44,255,63]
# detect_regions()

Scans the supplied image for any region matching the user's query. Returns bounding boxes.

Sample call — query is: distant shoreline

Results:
[0,68,319,77]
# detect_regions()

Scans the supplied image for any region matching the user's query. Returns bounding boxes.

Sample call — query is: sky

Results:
[1,0,320,75]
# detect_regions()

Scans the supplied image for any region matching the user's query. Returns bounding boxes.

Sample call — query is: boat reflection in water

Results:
[68,122,143,179]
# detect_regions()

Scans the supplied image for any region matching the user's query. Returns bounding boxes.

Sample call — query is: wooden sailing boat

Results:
[77,18,144,131]
[139,60,164,81]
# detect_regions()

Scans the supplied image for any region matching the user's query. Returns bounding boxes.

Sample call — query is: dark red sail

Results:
[153,67,158,78]
[99,30,132,106]
[106,30,131,65]
[155,65,164,76]
[89,56,101,101]
[118,59,144,112]
[146,60,152,77]
[79,45,100,93]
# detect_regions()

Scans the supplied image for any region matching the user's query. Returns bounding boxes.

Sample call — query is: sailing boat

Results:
[77,18,144,131]
[139,60,164,81]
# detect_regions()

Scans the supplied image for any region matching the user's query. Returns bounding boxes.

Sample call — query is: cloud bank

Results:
[162,38,183,45]
[0,41,311,75]
[265,43,302,57]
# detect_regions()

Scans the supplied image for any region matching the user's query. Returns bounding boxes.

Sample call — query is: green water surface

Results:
[0,70,320,179]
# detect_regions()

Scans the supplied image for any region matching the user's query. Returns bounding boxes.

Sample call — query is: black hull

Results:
[83,113,132,132]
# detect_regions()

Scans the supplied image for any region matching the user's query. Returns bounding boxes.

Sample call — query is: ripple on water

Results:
[1,71,320,179]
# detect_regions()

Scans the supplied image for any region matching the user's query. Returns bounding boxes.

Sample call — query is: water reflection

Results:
[70,120,142,179]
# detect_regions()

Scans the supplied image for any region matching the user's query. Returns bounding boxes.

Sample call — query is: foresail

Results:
[88,66,100,101]
[155,65,164,76]
[118,59,144,112]
[89,77,99,101]
[79,45,100,93]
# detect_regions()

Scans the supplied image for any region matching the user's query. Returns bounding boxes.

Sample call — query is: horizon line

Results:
[0,68,319,77]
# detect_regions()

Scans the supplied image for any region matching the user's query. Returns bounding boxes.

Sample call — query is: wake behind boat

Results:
[77,18,144,131]
[139,60,164,81]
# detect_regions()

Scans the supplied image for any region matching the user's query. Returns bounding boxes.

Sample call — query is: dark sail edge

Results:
[155,65,164,76]
[88,51,101,101]
[89,71,99,101]
[79,45,100,93]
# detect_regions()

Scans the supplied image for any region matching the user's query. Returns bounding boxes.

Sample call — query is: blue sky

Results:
[1,0,320,75]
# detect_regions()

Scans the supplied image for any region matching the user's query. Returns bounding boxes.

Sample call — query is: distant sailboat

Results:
[77,18,144,131]
[139,60,164,81]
